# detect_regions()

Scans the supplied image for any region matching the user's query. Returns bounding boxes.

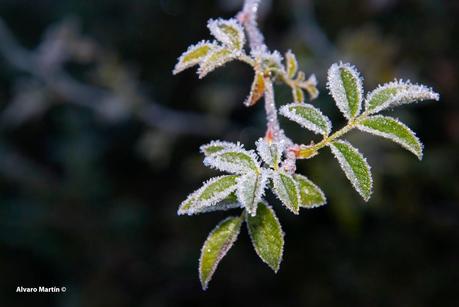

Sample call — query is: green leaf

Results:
[200,140,240,156]
[365,80,439,114]
[280,103,332,136]
[329,140,373,201]
[294,174,327,208]
[358,115,423,159]
[246,202,284,272]
[272,170,300,214]
[204,149,260,174]
[173,41,216,75]
[286,50,298,79]
[327,62,363,119]
[292,86,305,103]
[236,170,268,216]
[198,47,235,79]
[177,192,241,216]
[200,216,243,290]
[208,18,245,50]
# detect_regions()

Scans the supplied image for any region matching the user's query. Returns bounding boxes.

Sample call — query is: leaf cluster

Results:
[174,17,439,290]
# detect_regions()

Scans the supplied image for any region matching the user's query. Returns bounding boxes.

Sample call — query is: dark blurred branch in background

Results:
[0,17,236,137]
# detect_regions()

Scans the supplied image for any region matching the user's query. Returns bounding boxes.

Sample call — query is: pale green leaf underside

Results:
[200,216,243,290]
[329,140,373,201]
[280,103,331,135]
[246,202,284,272]
[200,141,240,156]
[272,171,300,214]
[236,171,267,216]
[255,138,282,168]
[178,192,241,216]
[204,149,259,174]
[358,115,423,159]
[293,174,326,208]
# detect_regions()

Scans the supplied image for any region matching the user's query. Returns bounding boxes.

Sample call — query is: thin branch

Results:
[0,18,236,137]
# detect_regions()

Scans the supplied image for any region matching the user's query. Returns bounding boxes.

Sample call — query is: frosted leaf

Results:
[178,192,241,216]
[207,18,245,50]
[280,103,332,136]
[252,48,284,71]
[244,73,265,107]
[303,74,319,100]
[357,115,423,159]
[329,140,373,201]
[173,40,217,75]
[365,80,440,114]
[199,216,242,290]
[236,170,268,216]
[286,50,298,79]
[200,140,242,156]
[327,62,363,119]
[246,202,284,272]
[293,174,326,209]
[292,86,304,103]
[178,175,239,215]
[255,138,283,168]
[271,170,300,214]
[197,47,236,79]
[204,148,260,174]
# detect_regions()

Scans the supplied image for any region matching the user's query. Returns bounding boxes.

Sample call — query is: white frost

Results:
[255,138,283,168]
[203,148,260,174]
[327,62,363,119]
[236,170,268,216]
[365,79,440,114]
[279,103,332,135]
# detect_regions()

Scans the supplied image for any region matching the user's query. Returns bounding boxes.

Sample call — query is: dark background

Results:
[0,0,458,306]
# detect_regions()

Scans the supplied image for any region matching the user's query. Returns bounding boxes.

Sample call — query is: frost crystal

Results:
[365,80,440,114]
[200,140,242,156]
[173,40,216,75]
[197,47,236,79]
[236,170,268,216]
[207,18,245,50]
[279,103,332,136]
[178,175,239,216]
[329,140,373,201]
[252,48,284,71]
[327,62,363,119]
[255,138,283,168]
[203,148,260,174]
